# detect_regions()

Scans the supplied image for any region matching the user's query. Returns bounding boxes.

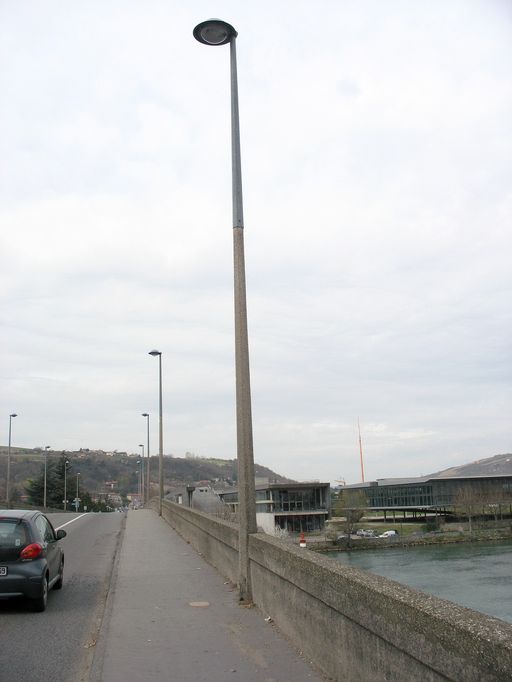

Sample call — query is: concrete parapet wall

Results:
[157,500,512,681]
[158,500,239,585]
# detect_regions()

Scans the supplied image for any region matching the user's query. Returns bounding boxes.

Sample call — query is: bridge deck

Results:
[90,509,325,682]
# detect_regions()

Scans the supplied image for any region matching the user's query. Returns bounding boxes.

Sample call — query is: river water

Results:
[329,539,512,624]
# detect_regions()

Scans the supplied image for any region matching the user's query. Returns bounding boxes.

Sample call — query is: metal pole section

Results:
[230,38,244,229]
[158,354,163,516]
[6,416,13,507]
[230,36,257,602]
[64,464,67,511]
[43,448,48,512]
[139,445,145,504]
[145,415,151,502]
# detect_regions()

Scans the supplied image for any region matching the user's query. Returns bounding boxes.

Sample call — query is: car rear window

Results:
[0,519,30,559]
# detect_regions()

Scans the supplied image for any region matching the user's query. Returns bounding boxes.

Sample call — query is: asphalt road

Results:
[0,511,125,682]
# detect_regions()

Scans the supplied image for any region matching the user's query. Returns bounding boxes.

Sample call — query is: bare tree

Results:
[334,489,368,547]
[454,486,481,533]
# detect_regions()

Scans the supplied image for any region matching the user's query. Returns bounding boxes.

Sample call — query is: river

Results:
[328,539,512,624]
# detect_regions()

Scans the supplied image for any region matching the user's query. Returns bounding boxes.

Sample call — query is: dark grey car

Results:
[0,509,66,612]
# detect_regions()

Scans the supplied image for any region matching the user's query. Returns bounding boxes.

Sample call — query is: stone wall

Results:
[156,500,512,681]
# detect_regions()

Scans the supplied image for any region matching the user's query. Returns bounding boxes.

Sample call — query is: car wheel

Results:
[31,576,48,612]
[53,560,64,590]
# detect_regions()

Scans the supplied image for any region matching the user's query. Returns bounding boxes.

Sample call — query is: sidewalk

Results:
[89,509,327,682]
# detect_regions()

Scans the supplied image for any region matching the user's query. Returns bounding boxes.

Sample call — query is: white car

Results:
[379,530,398,538]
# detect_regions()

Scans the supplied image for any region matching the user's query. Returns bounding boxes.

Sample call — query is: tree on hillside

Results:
[26,455,72,509]
[25,468,48,506]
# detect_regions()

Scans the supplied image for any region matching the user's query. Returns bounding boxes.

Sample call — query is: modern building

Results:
[341,454,512,518]
[218,481,331,533]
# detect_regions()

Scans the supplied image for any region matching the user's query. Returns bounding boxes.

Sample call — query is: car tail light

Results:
[20,543,43,561]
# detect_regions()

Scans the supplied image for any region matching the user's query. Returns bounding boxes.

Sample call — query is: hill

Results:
[0,447,293,501]
[430,453,512,479]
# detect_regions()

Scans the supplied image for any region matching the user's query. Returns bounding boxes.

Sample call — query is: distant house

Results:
[218,481,331,533]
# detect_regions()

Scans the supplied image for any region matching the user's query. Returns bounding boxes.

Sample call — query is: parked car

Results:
[378,530,399,538]
[0,509,66,611]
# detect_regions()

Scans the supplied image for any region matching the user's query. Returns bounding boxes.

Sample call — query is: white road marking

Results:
[55,513,89,530]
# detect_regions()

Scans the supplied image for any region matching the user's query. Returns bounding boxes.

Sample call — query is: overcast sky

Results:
[1,1,511,484]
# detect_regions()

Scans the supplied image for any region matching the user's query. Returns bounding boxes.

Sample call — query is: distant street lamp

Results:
[193,19,257,601]
[142,413,150,502]
[138,444,145,504]
[6,413,18,508]
[63,460,71,511]
[148,350,164,516]
[75,473,80,512]
[43,446,51,512]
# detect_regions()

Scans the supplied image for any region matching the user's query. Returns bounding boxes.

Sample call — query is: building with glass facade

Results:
[218,481,331,533]
[342,474,512,515]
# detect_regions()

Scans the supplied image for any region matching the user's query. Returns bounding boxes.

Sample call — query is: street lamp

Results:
[6,413,18,508]
[142,413,150,503]
[63,460,71,511]
[138,444,145,504]
[75,473,80,512]
[43,446,51,512]
[193,19,257,602]
[148,350,163,516]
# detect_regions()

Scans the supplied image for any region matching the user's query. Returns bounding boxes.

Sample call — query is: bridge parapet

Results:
[155,499,512,681]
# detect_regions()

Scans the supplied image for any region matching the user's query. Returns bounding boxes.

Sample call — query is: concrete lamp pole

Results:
[6,413,17,508]
[43,446,51,512]
[138,444,145,504]
[148,350,164,516]
[193,18,257,602]
[142,413,150,503]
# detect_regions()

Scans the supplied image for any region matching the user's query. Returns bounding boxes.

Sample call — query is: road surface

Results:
[0,511,124,682]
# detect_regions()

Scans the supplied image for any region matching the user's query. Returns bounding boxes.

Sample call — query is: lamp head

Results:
[148,350,161,357]
[193,19,237,46]
[142,413,149,417]
[10,413,17,418]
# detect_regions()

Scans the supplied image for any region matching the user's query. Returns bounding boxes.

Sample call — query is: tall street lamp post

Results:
[142,413,150,502]
[149,350,163,516]
[193,19,257,602]
[43,446,51,512]
[138,444,145,504]
[6,413,18,508]
[75,473,80,512]
[136,461,142,500]
[63,459,70,511]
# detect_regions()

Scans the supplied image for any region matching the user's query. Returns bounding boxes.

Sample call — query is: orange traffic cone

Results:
[299,532,306,548]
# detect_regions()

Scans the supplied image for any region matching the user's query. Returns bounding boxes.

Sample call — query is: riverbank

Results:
[307,526,512,552]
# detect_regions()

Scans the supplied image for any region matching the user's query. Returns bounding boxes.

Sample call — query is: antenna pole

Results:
[358,418,365,482]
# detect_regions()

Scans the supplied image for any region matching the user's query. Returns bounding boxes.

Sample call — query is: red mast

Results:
[358,418,365,483]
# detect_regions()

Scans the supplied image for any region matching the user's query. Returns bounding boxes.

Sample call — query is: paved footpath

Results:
[89,509,327,682]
